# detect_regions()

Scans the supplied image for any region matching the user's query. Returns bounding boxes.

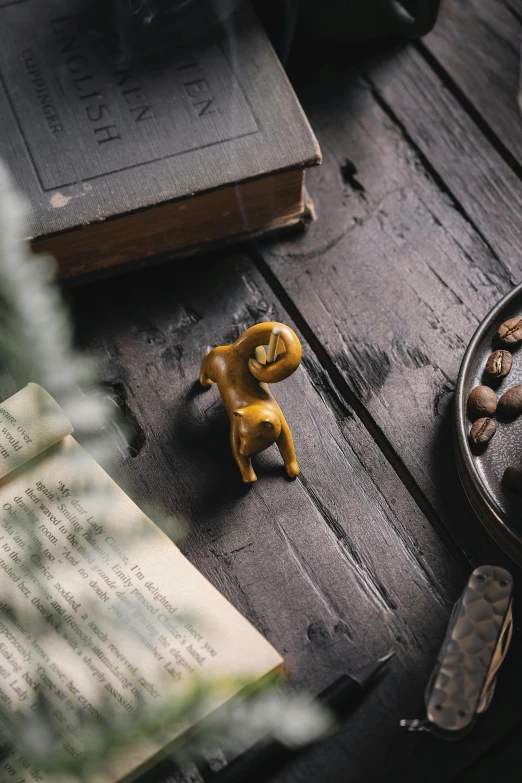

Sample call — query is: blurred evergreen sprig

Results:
[0,161,330,781]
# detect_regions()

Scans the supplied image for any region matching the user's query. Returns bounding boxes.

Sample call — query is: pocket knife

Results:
[401,565,514,739]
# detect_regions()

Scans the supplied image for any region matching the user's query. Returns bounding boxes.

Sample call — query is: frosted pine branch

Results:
[0,161,115,461]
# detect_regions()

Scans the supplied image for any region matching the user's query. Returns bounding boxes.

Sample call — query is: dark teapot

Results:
[254,0,440,61]
[287,0,440,42]
[90,0,439,62]
[104,0,439,41]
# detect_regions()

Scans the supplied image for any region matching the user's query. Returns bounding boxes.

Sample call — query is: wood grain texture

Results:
[424,0,522,167]
[257,48,522,567]
[369,44,522,269]
[64,252,518,783]
[47,4,522,778]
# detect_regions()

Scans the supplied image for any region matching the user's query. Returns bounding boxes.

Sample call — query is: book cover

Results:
[0,0,320,273]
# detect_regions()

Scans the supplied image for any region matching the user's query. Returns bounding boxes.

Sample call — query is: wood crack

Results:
[293,472,432,656]
[265,187,408,262]
[426,265,465,307]
[294,471,397,616]
[249,245,472,575]
[366,78,517,288]
[500,0,522,26]
[273,514,348,617]
[208,546,272,639]
[414,39,522,188]
[337,431,454,609]
[298,358,453,609]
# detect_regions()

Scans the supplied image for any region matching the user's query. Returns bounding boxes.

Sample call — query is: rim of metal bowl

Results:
[454,281,522,564]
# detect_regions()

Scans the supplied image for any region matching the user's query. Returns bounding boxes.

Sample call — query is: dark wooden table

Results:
[69,1,522,780]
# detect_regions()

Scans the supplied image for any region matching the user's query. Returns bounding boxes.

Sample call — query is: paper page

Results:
[0,383,73,479]
[0,434,282,783]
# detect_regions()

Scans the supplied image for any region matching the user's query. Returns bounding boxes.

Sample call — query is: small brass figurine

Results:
[199,322,302,483]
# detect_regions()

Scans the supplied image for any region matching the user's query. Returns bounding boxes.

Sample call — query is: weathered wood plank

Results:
[258,51,522,565]
[424,0,522,167]
[369,44,522,269]
[66,252,511,782]
[273,637,522,783]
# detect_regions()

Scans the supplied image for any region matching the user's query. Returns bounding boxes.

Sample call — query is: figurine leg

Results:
[231,419,257,483]
[199,352,214,388]
[277,418,300,478]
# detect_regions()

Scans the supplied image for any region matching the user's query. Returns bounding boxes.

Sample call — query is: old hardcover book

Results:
[0,383,283,782]
[0,0,320,279]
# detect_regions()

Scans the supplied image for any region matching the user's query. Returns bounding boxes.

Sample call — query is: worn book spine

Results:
[35,169,306,278]
[0,0,320,260]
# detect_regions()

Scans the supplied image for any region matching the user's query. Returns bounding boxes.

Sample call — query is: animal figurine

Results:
[199,322,302,483]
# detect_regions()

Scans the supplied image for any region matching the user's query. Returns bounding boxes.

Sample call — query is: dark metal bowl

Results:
[455,282,522,565]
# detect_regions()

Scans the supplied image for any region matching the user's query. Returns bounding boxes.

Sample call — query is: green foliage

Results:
[0,161,330,781]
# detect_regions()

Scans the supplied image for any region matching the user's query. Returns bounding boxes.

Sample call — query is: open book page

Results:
[0,390,282,783]
[0,383,73,479]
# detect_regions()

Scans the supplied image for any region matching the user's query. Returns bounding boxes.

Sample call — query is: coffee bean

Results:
[468,386,497,418]
[498,317,522,344]
[469,417,496,444]
[485,349,513,379]
[498,384,522,417]
[502,466,522,493]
